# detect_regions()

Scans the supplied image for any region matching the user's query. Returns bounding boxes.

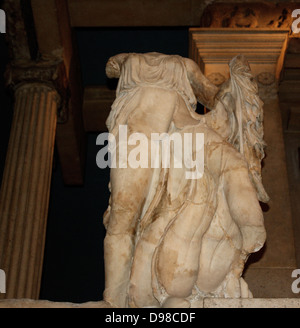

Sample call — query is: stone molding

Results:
[189,28,288,104]
[189,28,289,80]
[0,298,300,308]
[207,69,278,102]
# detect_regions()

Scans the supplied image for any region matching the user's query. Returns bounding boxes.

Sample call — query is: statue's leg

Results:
[196,145,266,297]
[195,189,243,295]
[155,201,211,298]
[128,205,176,308]
[103,165,153,307]
[103,87,180,307]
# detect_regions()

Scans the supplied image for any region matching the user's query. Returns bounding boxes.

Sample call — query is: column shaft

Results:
[0,83,58,299]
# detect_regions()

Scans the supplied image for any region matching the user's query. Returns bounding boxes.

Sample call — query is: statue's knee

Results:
[106,208,138,235]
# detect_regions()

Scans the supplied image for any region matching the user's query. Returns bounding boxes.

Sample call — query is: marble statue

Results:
[102,52,268,308]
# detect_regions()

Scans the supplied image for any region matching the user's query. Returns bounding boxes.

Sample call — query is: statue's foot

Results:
[101,300,118,308]
[162,297,191,308]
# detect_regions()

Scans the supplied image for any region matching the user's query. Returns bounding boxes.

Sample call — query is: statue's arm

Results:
[183,57,220,110]
[106,53,130,78]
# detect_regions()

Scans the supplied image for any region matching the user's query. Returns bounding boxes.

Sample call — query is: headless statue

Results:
[103,52,268,308]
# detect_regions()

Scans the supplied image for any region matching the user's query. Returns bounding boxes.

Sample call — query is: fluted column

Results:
[0,62,61,299]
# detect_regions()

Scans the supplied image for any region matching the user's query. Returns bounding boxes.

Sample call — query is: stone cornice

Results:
[189,28,289,80]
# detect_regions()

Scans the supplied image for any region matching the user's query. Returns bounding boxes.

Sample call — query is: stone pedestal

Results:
[242,97,297,298]
[189,28,298,298]
[0,64,60,299]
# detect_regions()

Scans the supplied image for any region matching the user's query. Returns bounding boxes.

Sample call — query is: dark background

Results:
[0,27,189,303]
[0,29,12,186]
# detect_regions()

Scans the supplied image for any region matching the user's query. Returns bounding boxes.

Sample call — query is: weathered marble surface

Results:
[103,52,268,308]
